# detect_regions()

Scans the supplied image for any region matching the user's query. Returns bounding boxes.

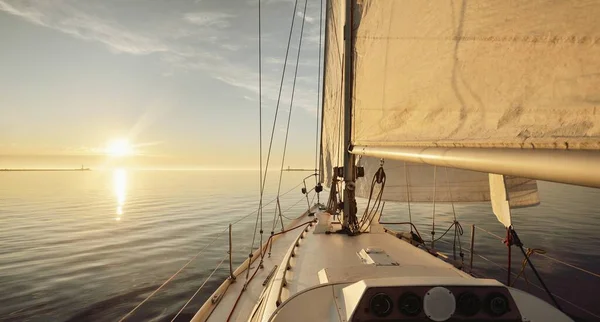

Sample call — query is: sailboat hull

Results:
[192,208,571,321]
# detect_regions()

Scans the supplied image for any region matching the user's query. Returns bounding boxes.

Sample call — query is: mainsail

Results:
[352,0,600,150]
[320,0,585,205]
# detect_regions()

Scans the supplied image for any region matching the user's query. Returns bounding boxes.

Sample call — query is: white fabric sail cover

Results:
[356,157,539,206]
[352,0,600,150]
[321,0,345,187]
[320,0,545,206]
[489,174,512,228]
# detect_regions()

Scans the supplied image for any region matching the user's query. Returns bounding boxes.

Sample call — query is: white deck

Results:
[196,209,470,322]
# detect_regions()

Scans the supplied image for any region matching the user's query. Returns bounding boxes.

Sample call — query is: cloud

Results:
[296,11,315,24]
[0,1,168,55]
[183,12,235,28]
[0,1,43,24]
[0,0,321,116]
[266,56,318,67]
[221,43,241,51]
[246,0,295,5]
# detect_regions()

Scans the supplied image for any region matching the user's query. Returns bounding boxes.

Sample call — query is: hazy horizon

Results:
[0,154,316,170]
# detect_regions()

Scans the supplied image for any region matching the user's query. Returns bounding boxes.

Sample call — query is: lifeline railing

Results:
[117,177,321,322]
[460,224,600,320]
[380,220,600,319]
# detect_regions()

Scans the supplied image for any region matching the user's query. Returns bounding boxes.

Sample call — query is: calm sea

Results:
[1,170,599,321]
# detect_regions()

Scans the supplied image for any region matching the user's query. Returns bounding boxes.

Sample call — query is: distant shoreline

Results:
[0,168,91,172]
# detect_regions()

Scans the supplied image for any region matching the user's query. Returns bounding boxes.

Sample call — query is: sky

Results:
[0,0,324,169]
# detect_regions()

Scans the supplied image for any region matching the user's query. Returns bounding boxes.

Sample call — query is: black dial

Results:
[369,293,393,317]
[485,293,510,316]
[398,292,422,316]
[456,292,481,316]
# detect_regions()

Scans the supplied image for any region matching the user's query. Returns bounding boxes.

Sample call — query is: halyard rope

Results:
[358,165,386,232]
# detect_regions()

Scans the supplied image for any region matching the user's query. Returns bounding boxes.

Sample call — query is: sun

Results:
[106,139,133,157]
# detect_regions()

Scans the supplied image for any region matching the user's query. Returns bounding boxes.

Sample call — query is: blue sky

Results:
[0,0,323,169]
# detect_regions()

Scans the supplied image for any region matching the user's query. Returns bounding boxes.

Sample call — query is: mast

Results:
[342,0,357,232]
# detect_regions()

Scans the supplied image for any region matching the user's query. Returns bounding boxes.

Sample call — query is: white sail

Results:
[489,174,512,228]
[356,157,539,206]
[321,0,543,205]
[321,0,345,186]
[351,0,600,150]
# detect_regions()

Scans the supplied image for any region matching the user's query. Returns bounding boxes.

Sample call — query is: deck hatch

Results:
[357,248,399,266]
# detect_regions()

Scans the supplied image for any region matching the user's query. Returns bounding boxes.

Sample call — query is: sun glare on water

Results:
[106,139,133,157]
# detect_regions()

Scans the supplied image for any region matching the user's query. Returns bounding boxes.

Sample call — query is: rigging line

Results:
[445,168,458,221]
[429,221,463,260]
[283,195,311,215]
[475,225,505,241]
[432,221,459,243]
[122,178,308,321]
[270,178,317,233]
[260,0,300,199]
[382,222,431,253]
[511,248,546,288]
[471,252,600,320]
[445,168,463,261]
[272,0,307,231]
[336,66,344,166]
[280,180,305,197]
[258,0,264,264]
[170,255,228,322]
[230,181,302,227]
[275,0,310,194]
[271,196,282,232]
[247,0,264,281]
[473,226,600,279]
[271,180,315,230]
[404,162,413,232]
[118,228,227,322]
[279,194,315,221]
[537,253,600,279]
[226,220,317,322]
[315,0,324,176]
[358,167,386,232]
[511,229,561,310]
[431,166,437,248]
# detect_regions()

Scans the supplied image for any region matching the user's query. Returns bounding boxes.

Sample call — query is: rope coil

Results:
[357,166,386,233]
[511,248,546,288]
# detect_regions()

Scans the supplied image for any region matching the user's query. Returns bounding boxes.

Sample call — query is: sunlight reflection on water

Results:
[113,168,126,221]
[0,171,599,321]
